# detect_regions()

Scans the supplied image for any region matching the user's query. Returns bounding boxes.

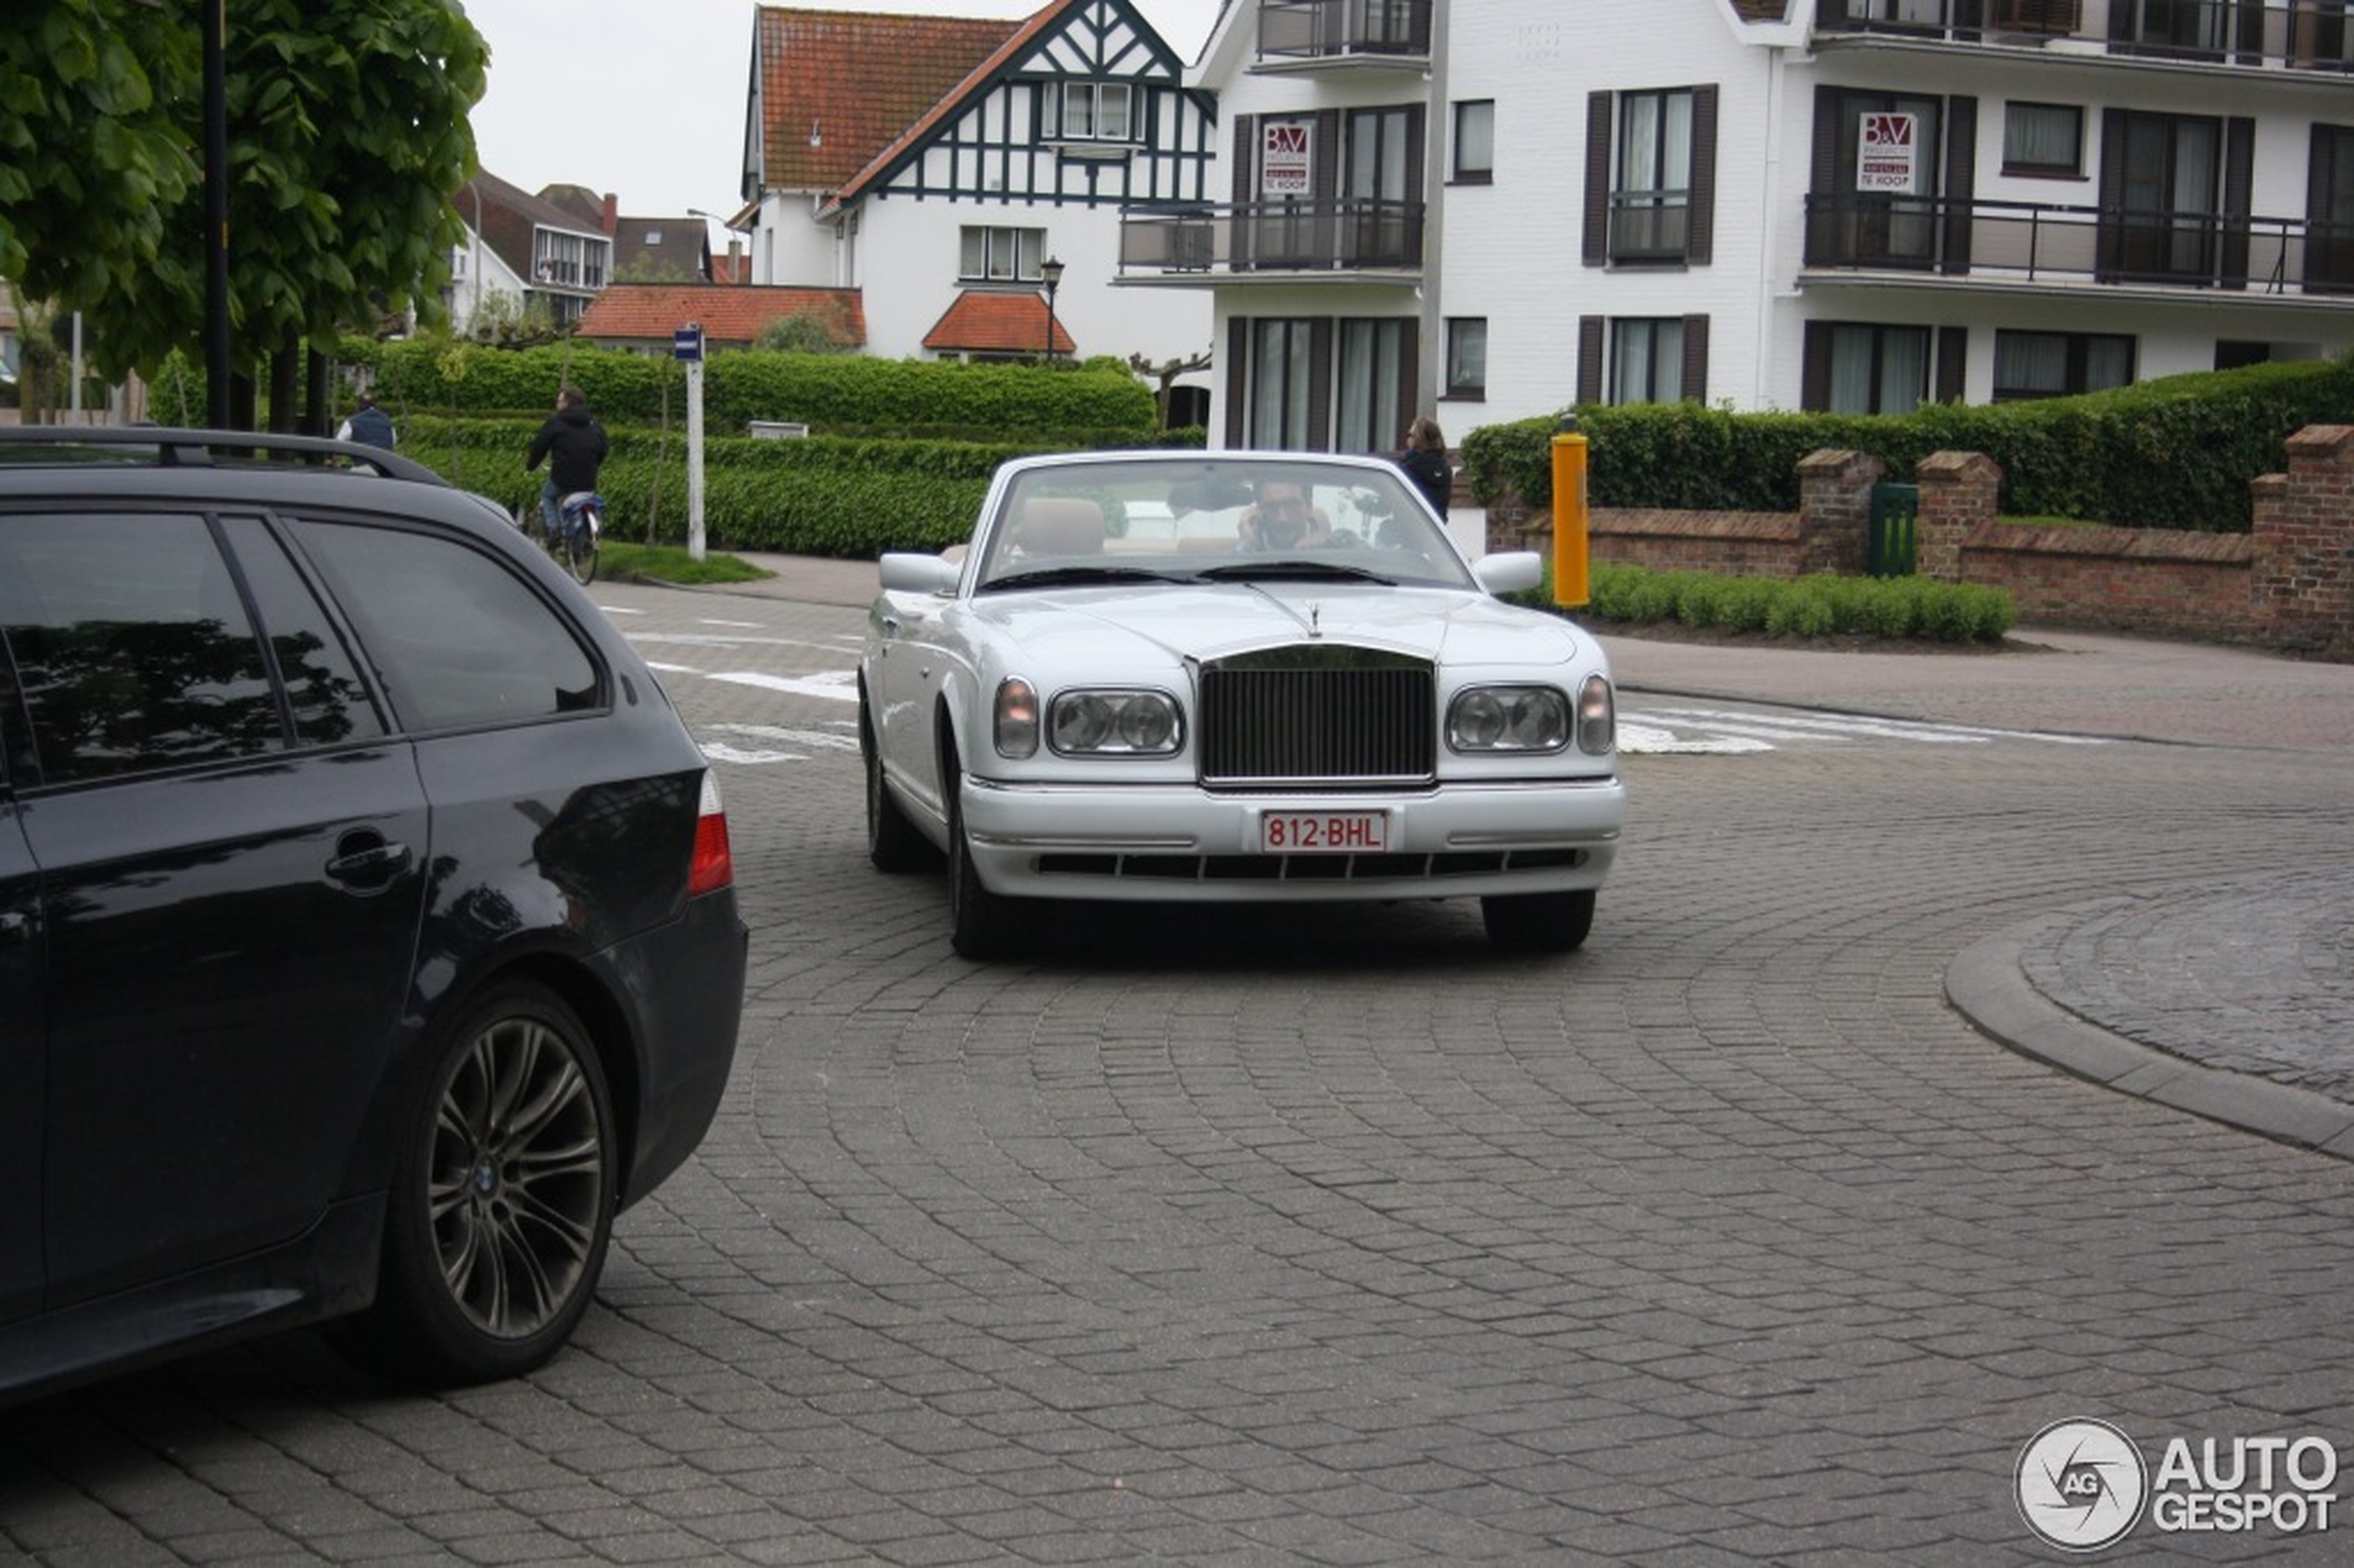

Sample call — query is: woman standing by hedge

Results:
[1398,414,1451,517]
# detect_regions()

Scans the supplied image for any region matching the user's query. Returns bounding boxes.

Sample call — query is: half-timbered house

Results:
[739,1,1216,416]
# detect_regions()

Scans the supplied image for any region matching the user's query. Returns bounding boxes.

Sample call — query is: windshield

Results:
[974,459,1478,593]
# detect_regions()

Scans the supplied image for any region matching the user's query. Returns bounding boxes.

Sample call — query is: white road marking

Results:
[1642,704,2107,746]
[706,722,859,752]
[640,640,2107,762]
[709,670,859,702]
[1617,723,1775,755]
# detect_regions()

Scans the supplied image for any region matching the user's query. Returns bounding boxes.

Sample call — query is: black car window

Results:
[0,512,285,784]
[288,519,601,729]
[218,516,387,749]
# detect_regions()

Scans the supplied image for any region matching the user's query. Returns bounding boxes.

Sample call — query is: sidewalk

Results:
[695,553,2354,1157]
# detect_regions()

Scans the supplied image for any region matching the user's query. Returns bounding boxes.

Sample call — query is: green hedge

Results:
[1461,358,2354,534]
[392,417,1048,554]
[350,338,1158,440]
[1572,562,2016,643]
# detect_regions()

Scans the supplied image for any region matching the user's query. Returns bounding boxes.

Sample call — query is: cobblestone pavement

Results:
[4,578,2351,1565]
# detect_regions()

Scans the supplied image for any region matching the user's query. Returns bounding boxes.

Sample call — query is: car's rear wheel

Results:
[1480,889,1596,954]
[327,980,614,1385]
[862,695,936,872]
[946,761,1031,960]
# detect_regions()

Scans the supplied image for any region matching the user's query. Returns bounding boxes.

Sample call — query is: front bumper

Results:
[960,775,1624,904]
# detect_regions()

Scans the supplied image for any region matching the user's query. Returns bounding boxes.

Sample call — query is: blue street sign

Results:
[673,324,703,362]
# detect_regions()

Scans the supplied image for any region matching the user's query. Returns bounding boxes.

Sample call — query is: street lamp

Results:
[1039,255,1065,363]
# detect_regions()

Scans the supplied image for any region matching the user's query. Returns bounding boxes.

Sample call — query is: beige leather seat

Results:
[1013,498,1106,556]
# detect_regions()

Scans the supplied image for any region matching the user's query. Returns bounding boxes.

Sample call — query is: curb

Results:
[1945,916,2354,1163]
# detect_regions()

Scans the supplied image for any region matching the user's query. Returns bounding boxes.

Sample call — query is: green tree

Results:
[0,0,487,387]
[0,1,201,334]
[756,308,858,355]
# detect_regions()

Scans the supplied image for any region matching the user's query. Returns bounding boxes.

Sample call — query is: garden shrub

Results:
[1570,563,2013,644]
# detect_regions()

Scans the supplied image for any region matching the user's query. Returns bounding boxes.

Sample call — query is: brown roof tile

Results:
[824,3,1068,213]
[755,7,1020,193]
[923,290,1073,356]
[577,283,866,348]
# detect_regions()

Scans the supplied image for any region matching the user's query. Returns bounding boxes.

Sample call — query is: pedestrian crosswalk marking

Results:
[636,645,2108,762]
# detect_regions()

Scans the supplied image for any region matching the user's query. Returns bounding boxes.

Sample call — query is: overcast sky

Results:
[460,0,1222,234]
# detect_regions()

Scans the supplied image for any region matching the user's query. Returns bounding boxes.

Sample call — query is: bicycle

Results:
[523,490,603,585]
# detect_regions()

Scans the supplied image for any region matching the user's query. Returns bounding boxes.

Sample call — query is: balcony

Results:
[1119,200,1426,277]
[1816,0,2354,74]
[1803,192,2354,296]
[1256,0,1432,67]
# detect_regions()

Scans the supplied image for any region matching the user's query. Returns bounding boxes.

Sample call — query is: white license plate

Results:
[1259,810,1389,854]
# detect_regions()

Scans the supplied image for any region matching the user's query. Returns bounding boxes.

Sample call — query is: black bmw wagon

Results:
[0,427,746,1403]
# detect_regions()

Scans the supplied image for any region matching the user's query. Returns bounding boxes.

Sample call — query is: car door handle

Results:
[324,833,413,893]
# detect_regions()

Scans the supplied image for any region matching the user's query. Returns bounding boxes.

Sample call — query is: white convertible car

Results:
[859,451,1626,959]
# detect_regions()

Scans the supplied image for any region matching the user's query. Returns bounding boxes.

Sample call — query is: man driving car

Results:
[1237,477,1334,551]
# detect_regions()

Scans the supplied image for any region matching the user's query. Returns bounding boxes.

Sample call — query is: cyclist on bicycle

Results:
[525,385,609,537]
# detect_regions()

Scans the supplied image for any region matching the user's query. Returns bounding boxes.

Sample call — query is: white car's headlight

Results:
[1048,689,1183,756]
[995,677,1041,758]
[1448,685,1571,753]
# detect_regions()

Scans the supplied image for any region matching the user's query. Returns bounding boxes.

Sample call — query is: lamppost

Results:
[1039,255,1065,364]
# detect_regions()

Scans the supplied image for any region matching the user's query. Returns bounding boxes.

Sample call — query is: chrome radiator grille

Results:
[1197,649,1436,786]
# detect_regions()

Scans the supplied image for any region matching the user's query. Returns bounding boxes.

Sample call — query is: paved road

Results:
[5,577,2350,1565]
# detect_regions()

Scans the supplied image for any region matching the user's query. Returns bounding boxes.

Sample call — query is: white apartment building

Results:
[1116,0,2354,448]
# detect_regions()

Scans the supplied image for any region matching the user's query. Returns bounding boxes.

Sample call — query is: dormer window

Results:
[1044,81,1135,143]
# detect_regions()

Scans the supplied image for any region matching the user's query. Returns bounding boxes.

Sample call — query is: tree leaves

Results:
[1,0,487,383]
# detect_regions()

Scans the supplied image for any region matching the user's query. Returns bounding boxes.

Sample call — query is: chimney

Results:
[728,238,743,284]
[601,192,617,235]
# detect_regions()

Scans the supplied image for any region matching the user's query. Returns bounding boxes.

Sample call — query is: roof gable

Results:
[820,0,1191,217]
[753,7,1020,194]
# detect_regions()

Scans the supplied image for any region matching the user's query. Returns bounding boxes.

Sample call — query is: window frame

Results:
[2003,101,2084,179]
[1444,318,1487,399]
[1044,80,1138,144]
[1451,99,1495,185]
[958,225,1049,284]
[1608,319,1685,406]
[1991,328,2135,400]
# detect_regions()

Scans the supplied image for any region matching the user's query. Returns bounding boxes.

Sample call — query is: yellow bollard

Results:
[1551,416,1589,608]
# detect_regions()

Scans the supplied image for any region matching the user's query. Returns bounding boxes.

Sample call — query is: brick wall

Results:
[1958,525,2256,641]
[1588,508,1804,577]
[1506,424,2354,661]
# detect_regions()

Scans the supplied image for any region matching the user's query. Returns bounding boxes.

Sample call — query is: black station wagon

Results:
[0,427,746,1404]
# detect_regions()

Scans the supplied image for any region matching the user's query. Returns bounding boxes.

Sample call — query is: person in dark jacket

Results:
[337,392,396,452]
[1397,414,1451,518]
[525,385,609,535]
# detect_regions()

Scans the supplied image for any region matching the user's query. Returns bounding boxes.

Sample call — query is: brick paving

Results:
[3,567,2350,1564]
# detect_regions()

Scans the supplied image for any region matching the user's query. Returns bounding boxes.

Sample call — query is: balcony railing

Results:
[1609,192,1691,264]
[1803,192,2354,294]
[1816,0,2354,72]
[1257,0,1432,62]
[1120,200,1426,274]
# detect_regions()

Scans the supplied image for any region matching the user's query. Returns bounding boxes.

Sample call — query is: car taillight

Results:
[688,771,734,896]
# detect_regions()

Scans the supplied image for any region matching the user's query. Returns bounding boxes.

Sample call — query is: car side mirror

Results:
[1473,551,1543,597]
[879,552,962,595]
